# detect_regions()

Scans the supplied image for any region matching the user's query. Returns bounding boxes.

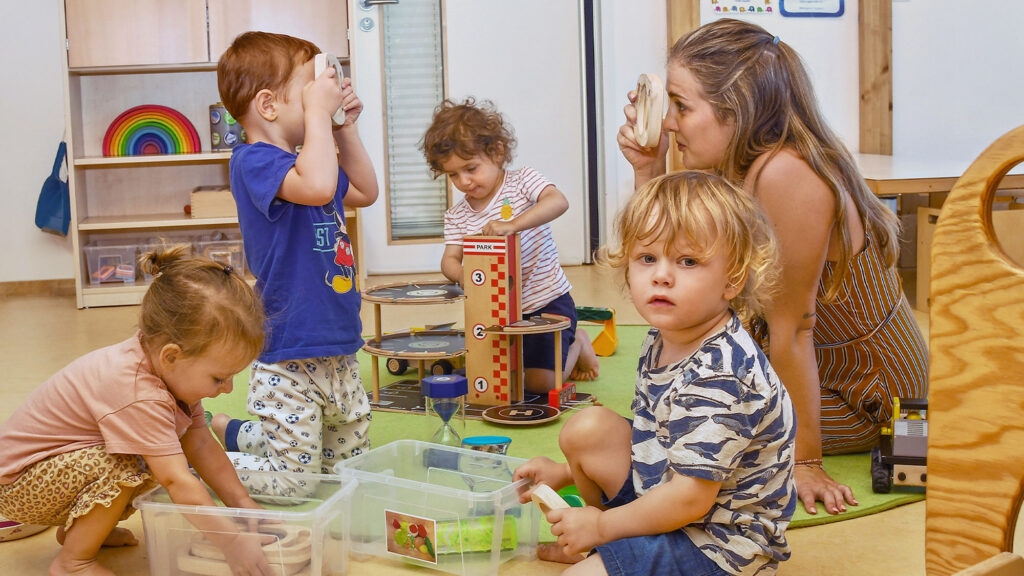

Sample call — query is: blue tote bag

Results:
[35,141,71,236]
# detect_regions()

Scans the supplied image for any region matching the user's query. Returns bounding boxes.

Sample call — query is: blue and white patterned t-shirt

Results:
[632,313,796,575]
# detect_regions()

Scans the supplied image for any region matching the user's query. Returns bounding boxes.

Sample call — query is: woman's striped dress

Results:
[749,232,929,454]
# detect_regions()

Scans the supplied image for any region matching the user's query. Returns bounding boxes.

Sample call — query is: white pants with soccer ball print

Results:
[224,354,371,486]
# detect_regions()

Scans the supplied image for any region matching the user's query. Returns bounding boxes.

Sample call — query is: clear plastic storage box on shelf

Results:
[138,236,195,282]
[193,232,246,274]
[333,439,539,575]
[133,469,356,576]
[83,242,138,285]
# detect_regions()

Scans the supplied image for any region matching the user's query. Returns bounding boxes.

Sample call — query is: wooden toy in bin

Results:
[179,524,312,575]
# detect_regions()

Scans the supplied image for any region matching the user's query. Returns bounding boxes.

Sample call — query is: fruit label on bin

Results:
[386,510,438,564]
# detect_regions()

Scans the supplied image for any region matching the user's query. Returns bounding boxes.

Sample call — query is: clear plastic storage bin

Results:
[83,243,138,285]
[133,469,355,576]
[194,232,245,273]
[138,237,194,282]
[334,439,539,575]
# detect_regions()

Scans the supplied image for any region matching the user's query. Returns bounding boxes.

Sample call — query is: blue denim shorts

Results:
[594,477,730,576]
[522,292,577,371]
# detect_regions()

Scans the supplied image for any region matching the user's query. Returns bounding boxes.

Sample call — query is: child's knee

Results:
[524,368,556,394]
[558,406,624,454]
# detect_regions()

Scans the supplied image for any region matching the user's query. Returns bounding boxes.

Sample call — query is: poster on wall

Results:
[779,0,844,17]
[710,0,774,16]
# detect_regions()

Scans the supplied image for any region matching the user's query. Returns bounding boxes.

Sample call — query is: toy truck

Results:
[870,397,928,493]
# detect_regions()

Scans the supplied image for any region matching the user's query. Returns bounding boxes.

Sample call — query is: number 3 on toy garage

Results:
[471,269,485,286]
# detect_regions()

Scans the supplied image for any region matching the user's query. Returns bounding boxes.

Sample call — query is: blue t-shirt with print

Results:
[229,142,361,363]
[632,312,796,576]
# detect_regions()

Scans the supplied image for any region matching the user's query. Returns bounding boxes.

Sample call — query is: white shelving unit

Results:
[60,0,352,308]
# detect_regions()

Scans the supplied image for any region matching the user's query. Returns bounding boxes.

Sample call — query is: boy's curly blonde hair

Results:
[597,171,779,321]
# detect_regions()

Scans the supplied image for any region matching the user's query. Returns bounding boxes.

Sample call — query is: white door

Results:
[350,0,588,275]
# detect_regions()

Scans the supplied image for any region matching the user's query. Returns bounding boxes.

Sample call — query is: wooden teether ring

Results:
[531,483,588,559]
[634,73,665,148]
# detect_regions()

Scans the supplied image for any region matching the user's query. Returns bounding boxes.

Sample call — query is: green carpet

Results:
[202,324,922,529]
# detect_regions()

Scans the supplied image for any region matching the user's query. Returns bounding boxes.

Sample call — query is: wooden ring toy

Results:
[634,73,665,148]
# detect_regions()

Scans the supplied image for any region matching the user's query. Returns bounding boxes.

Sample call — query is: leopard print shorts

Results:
[0,445,156,531]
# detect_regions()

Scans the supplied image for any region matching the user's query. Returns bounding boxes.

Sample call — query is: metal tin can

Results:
[209,103,245,151]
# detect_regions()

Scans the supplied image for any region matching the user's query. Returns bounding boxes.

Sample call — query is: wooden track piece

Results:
[530,483,569,516]
[925,123,1024,575]
[181,524,312,575]
[531,484,587,559]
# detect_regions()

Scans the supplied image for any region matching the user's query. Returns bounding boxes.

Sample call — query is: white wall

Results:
[892,0,1024,162]
[5,1,1024,282]
[698,0,861,151]
[0,1,72,282]
[597,0,669,243]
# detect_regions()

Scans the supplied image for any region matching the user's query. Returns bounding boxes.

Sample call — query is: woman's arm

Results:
[749,150,857,515]
[616,89,669,191]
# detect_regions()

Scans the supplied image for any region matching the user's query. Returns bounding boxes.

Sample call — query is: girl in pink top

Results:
[0,247,275,576]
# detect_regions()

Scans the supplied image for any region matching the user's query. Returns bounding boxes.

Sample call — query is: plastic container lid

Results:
[421,374,468,398]
[462,435,512,446]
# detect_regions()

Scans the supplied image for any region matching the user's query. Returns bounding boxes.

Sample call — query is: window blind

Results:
[382,0,447,240]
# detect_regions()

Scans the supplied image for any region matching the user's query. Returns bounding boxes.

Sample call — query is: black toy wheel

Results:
[870,446,893,494]
[430,359,454,375]
[386,358,409,376]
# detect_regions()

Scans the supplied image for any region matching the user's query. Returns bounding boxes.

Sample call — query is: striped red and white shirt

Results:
[444,166,572,314]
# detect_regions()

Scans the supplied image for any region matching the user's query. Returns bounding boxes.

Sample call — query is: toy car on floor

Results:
[870,397,927,493]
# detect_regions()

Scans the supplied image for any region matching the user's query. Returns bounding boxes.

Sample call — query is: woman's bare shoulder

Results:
[748,148,832,203]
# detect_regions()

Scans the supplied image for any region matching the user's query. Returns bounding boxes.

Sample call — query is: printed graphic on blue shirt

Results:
[320,201,356,294]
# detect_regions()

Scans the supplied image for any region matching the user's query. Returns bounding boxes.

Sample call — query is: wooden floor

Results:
[0,265,932,575]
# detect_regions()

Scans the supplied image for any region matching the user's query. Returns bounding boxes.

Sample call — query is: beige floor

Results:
[0,265,929,575]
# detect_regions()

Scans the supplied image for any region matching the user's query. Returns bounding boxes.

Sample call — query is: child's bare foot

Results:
[537,542,586,564]
[49,556,116,576]
[101,527,138,547]
[568,329,599,382]
[56,526,137,547]
[211,412,232,446]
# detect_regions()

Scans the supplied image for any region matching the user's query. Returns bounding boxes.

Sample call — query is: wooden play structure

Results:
[925,124,1024,576]
[461,234,524,405]
[362,281,466,404]
[361,234,591,420]
[460,234,584,412]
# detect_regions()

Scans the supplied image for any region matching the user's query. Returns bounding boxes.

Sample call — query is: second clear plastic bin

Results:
[334,439,539,575]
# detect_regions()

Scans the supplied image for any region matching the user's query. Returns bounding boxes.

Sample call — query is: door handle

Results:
[360,0,398,8]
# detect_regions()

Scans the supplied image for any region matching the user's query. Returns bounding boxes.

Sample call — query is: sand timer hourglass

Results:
[421,374,468,447]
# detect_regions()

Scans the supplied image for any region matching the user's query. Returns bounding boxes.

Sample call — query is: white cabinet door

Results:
[351,0,587,274]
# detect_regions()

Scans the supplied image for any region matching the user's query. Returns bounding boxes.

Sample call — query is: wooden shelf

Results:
[63,0,353,309]
[79,214,238,231]
[75,152,232,167]
[81,274,257,308]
